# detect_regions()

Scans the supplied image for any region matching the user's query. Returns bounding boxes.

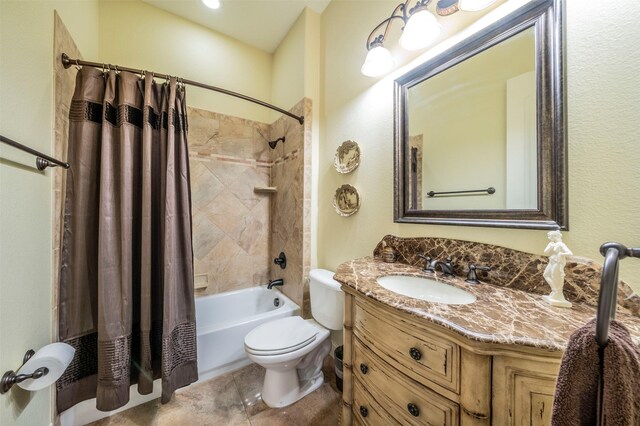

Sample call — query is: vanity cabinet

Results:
[341,290,562,426]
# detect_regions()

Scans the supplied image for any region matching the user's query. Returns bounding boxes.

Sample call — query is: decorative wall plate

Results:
[333,184,361,217]
[334,140,361,174]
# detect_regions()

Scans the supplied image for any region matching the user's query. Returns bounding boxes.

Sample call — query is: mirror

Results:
[394,0,567,230]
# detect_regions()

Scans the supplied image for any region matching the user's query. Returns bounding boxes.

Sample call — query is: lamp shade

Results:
[458,0,497,11]
[399,9,441,51]
[361,45,394,77]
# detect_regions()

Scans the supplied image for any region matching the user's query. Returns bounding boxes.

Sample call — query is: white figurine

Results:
[542,230,573,308]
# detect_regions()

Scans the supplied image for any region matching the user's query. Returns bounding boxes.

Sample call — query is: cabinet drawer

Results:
[353,377,400,426]
[354,337,459,426]
[354,299,459,394]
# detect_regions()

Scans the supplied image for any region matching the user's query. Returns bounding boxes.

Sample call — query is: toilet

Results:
[244,269,344,408]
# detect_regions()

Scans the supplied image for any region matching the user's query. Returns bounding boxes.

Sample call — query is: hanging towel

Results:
[551,318,640,426]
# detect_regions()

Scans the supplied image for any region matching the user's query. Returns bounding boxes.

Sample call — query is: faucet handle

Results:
[465,263,491,285]
[417,254,435,273]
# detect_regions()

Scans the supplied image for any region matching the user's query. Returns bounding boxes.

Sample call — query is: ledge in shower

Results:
[254,186,277,194]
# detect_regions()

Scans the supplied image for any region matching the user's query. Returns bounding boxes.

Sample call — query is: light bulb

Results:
[399,9,441,51]
[202,0,221,9]
[361,44,394,77]
[458,0,497,11]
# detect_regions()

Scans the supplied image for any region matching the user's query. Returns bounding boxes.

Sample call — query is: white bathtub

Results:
[196,286,299,382]
[59,286,298,426]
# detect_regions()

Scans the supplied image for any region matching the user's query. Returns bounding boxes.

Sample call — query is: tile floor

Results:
[90,357,341,426]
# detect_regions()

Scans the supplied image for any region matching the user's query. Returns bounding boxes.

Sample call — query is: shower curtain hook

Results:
[74,59,81,71]
[140,69,147,79]
[114,65,119,75]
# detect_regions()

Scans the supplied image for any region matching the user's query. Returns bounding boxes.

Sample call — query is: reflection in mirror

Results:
[394,0,567,230]
[407,27,536,211]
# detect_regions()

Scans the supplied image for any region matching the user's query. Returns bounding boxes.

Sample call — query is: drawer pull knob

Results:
[408,403,420,417]
[360,363,369,374]
[360,406,369,418]
[409,347,422,360]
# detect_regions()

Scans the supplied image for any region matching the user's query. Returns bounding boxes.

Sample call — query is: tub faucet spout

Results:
[267,279,284,289]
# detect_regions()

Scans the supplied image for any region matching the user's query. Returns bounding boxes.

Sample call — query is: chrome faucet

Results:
[417,254,455,276]
[267,278,284,289]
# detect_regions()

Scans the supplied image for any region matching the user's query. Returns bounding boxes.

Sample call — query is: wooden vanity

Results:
[342,288,561,425]
[334,236,640,426]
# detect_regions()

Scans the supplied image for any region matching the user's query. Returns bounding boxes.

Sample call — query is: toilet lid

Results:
[245,316,319,353]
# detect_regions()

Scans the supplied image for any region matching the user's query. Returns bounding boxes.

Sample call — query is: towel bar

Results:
[595,242,640,347]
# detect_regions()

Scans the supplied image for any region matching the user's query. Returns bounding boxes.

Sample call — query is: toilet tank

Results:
[309,269,344,331]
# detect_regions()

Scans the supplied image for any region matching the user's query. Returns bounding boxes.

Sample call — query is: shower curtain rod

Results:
[61,53,304,125]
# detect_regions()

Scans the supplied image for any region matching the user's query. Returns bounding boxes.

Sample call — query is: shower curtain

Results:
[57,67,197,412]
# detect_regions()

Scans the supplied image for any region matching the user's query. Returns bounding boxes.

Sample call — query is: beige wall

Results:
[318,0,640,292]
[0,2,99,425]
[98,0,273,123]
[271,11,306,120]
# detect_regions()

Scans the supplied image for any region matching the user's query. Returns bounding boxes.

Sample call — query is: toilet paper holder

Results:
[1,349,50,394]
[1,343,75,395]
[0,349,49,393]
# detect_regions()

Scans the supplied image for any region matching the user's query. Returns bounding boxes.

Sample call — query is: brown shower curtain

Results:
[57,67,197,412]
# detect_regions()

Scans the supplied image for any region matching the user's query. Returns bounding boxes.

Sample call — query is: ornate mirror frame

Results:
[394,0,567,230]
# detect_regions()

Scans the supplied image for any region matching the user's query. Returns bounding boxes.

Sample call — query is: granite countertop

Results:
[334,257,640,352]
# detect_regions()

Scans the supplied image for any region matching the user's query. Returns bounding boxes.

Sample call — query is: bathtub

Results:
[196,286,299,382]
[59,286,298,426]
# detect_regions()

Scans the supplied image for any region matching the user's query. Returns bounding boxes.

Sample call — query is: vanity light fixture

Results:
[202,0,221,10]
[399,6,441,51]
[361,0,497,77]
[361,42,395,77]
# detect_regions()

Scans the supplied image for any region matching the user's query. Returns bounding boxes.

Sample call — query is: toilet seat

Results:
[245,316,319,356]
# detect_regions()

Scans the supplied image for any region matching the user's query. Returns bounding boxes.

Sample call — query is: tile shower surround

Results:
[269,99,313,315]
[188,99,311,312]
[188,108,272,297]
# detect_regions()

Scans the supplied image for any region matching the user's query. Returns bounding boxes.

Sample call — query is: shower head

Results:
[268,137,285,149]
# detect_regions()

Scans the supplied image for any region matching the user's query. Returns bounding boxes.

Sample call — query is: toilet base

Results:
[260,339,331,408]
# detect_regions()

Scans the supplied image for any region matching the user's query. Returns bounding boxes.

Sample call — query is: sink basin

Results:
[376,275,476,305]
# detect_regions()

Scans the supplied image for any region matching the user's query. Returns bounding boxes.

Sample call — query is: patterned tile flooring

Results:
[90,357,341,426]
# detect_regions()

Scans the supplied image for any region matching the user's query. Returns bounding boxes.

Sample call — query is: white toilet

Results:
[244,269,344,408]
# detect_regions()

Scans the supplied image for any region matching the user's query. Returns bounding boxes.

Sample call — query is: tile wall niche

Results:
[53,13,312,316]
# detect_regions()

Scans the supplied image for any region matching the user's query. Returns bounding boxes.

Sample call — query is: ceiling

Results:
[143,0,332,53]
